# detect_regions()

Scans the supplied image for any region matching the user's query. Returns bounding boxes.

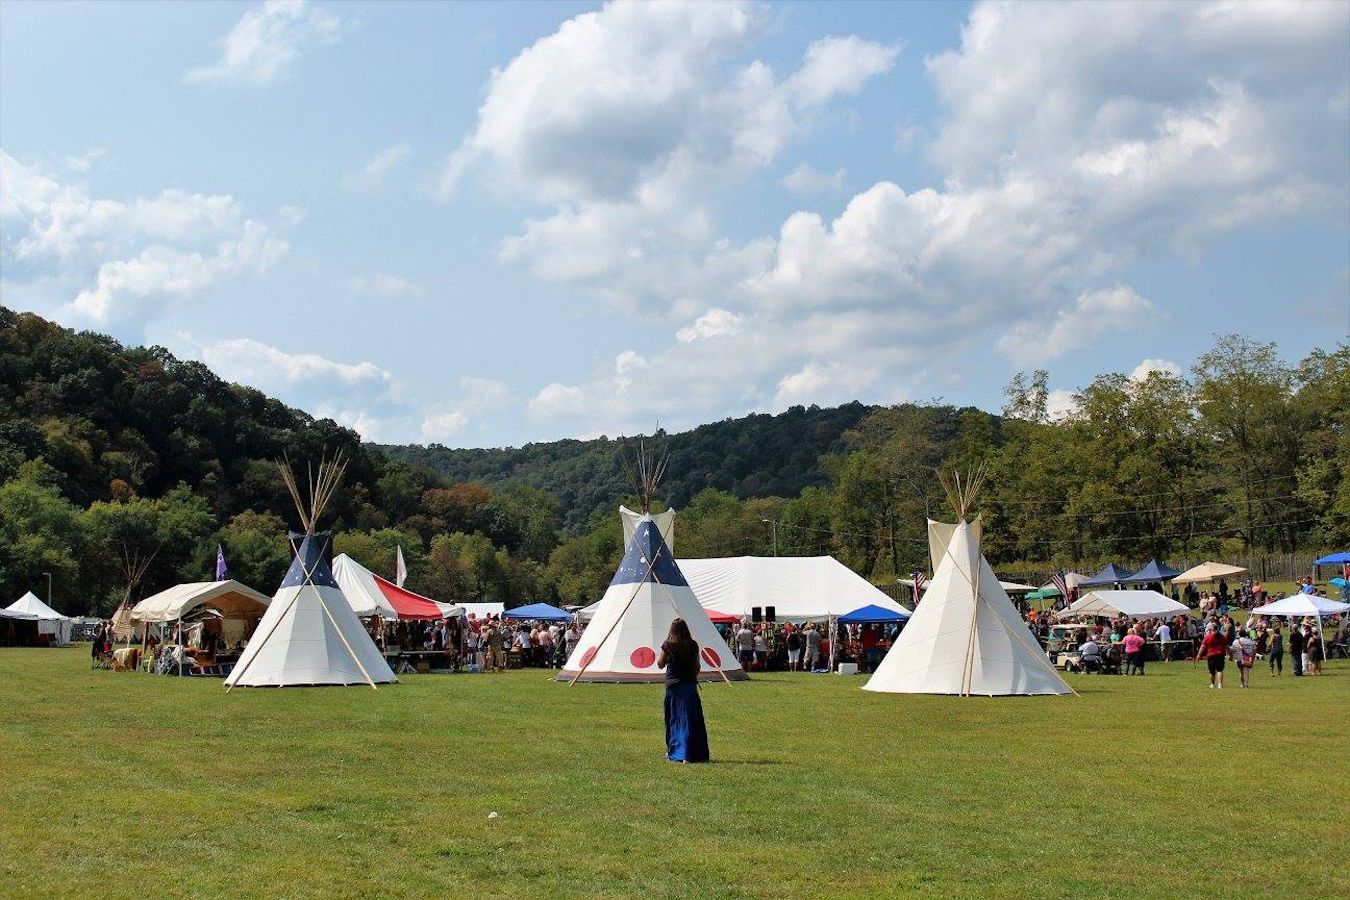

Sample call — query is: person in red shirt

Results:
[1199,624,1228,689]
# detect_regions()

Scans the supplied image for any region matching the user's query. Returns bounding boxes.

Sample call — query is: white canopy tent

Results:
[1250,594,1350,618]
[1055,590,1189,620]
[459,602,505,620]
[132,580,272,673]
[1250,594,1350,663]
[678,556,910,624]
[132,580,271,624]
[1171,561,1247,584]
[5,592,73,644]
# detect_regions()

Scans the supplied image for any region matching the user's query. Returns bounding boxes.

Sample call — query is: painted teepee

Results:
[863,466,1071,697]
[559,442,744,684]
[225,453,395,689]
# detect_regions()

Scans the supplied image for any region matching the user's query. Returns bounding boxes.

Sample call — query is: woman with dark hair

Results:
[657,618,710,763]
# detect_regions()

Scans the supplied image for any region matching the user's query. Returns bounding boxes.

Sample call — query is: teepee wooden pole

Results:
[650,576,733,686]
[317,590,378,690]
[568,547,663,686]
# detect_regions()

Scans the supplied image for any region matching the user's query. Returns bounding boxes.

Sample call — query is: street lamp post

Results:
[760,519,778,556]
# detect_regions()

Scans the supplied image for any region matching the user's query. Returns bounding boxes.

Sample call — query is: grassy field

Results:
[1,647,1345,899]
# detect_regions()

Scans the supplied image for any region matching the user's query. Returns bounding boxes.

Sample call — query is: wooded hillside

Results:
[3,306,1346,615]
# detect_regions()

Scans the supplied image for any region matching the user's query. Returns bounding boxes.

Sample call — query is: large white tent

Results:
[559,511,744,683]
[863,516,1071,697]
[1055,590,1189,620]
[132,580,271,624]
[132,580,270,650]
[678,556,910,624]
[5,592,73,644]
[332,553,462,620]
[459,602,505,620]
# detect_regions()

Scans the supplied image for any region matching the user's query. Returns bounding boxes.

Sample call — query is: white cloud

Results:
[787,35,901,108]
[1129,358,1182,382]
[1045,388,1079,422]
[178,334,400,440]
[419,410,469,444]
[416,377,510,444]
[526,383,588,423]
[781,163,845,194]
[1,150,291,331]
[350,271,424,298]
[185,0,341,86]
[62,149,104,173]
[343,142,411,189]
[774,361,877,409]
[676,308,744,342]
[998,287,1155,360]
[276,204,307,227]
[458,1,1346,437]
[442,3,897,321]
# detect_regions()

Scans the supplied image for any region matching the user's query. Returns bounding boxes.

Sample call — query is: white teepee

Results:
[225,455,395,689]
[863,516,1070,696]
[558,511,745,683]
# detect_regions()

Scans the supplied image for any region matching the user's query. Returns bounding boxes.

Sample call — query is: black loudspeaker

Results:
[765,605,776,622]
[752,607,762,623]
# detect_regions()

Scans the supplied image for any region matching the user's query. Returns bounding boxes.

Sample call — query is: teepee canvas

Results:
[864,468,1071,697]
[559,442,743,684]
[225,454,395,689]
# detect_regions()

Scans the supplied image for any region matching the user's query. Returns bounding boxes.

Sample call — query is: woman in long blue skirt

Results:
[659,618,710,763]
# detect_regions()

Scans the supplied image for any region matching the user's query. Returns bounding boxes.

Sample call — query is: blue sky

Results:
[2,0,1347,447]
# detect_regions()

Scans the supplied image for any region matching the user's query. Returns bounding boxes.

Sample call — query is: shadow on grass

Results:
[709,757,785,766]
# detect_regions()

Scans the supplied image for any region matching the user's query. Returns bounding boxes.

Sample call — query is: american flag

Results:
[1050,571,1068,599]
[912,570,926,602]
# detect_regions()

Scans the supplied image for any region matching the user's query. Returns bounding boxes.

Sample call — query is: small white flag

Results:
[395,545,407,588]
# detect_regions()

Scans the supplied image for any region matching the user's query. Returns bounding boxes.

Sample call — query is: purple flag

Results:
[215,544,227,581]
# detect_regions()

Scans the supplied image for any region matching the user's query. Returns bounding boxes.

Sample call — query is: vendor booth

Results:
[130,580,271,675]
[1056,590,1189,620]
[4,592,73,645]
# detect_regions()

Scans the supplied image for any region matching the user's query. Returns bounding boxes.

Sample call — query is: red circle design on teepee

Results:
[630,647,656,669]
[578,647,597,668]
[701,647,721,668]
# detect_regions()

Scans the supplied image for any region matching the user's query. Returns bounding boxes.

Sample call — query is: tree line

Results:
[2,307,1345,614]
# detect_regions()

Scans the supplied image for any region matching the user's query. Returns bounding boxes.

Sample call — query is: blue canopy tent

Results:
[1122,559,1181,583]
[838,603,910,624]
[503,602,571,621]
[1080,563,1136,587]
[1313,551,1350,565]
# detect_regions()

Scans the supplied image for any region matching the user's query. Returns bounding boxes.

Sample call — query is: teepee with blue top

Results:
[559,442,743,684]
[225,453,395,689]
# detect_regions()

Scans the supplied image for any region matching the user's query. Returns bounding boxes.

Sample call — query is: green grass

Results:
[1,648,1345,899]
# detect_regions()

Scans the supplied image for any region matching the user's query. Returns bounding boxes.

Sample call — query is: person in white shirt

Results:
[735,624,755,669]
[1158,621,1172,662]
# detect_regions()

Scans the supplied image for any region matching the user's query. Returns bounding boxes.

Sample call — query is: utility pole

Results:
[43,571,51,606]
[760,519,778,556]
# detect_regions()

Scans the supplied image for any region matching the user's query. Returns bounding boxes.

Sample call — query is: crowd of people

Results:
[369,615,584,672]
[1057,610,1347,686]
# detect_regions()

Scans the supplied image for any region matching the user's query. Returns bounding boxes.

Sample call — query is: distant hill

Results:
[381,402,878,532]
